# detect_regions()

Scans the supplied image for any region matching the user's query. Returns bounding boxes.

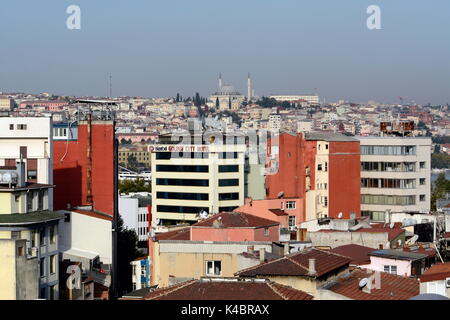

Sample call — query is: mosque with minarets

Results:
[209,73,254,111]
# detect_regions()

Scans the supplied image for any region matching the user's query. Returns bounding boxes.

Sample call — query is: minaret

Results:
[247,73,252,102]
[219,73,223,90]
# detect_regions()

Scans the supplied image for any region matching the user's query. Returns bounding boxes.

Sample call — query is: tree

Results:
[119,178,151,194]
[127,154,138,170]
[431,173,450,211]
[431,153,450,169]
[215,97,219,108]
[117,214,141,295]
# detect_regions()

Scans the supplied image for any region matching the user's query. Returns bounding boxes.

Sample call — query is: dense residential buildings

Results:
[266,132,361,222]
[0,117,64,300]
[148,211,282,287]
[357,136,432,222]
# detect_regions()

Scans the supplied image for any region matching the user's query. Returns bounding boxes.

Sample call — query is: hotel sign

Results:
[149,145,209,152]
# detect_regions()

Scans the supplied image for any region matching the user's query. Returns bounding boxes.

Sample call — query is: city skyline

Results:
[0,0,449,104]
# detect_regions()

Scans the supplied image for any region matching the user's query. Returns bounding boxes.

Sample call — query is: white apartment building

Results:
[0,116,63,300]
[357,136,432,222]
[119,194,151,242]
[0,117,53,208]
[270,95,320,105]
[268,114,281,131]
[150,134,245,224]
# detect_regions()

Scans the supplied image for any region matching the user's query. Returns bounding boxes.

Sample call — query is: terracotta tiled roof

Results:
[138,279,313,300]
[330,244,375,265]
[155,227,190,241]
[72,210,113,221]
[193,212,279,228]
[420,262,450,283]
[323,268,419,300]
[236,248,351,278]
[269,209,288,216]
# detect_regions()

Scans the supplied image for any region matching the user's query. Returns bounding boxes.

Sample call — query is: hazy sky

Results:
[0,0,449,104]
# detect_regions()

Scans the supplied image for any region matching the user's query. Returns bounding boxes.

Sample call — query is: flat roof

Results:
[369,249,428,261]
[304,132,358,142]
[0,211,65,225]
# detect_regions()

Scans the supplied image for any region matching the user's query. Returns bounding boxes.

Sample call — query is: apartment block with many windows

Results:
[357,136,432,222]
[150,133,245,225]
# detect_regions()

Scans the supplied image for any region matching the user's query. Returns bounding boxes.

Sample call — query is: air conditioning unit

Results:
[446,278,450,288]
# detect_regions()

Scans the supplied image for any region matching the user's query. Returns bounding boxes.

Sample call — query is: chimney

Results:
[284,243,290,255]
[308,258,316,275]
[259,248,265,263]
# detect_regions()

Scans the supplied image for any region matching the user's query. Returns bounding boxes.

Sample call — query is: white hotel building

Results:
[270,95,320,105]
[357,136,432,222]
[150,133,245,225]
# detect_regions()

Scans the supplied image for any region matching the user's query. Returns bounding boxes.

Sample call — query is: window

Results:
[9,124,13,130]
[286,201,296,210]
[50,255,57,274]
[219,165,239,173]
[38,190,44,211]
[49,285,57,300]
[157,192,209,201]
[420,178,426,185]
[323,196,328,207]
[325,144,329,150]
[40,258,46,277]
[420,162,425,169]
[18,246,24,257]
[288,216,296,228]
[156,178,209,187]
[27,192,34,212]
[420,195,426,202]
[11,231,20,239]
[39,228,46,246]
[317,164,322,171]
[324,162,328,172]
[156,165,208,173]
[264,228,269,236]
[218,193,239,201]
[17,124,27,130]
[219,179,239,187]
[141,265,146,276]
[205,261,221,276]
[49,225,56,244]
[40,287,46,299]
[157,205,209,214]
[383,265,397,275]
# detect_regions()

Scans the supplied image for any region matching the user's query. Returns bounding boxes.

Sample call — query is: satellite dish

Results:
[389,222,395,229]
[338,212,343,219]
[3,172,12,183]
[155,218,160,225]
[359,278,368,288]
[277,191,284,199]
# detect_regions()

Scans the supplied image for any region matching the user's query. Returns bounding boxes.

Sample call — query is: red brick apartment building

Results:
[265,132,360,222]
[53,118,115,216]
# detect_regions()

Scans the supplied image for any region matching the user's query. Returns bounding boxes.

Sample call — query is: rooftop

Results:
[128,278,313,300]
[419,262,450,283]
[0,211,65,225]
[236,248,351,278]
[304,132,358,142]
[192,211,279,229]
[322,268,419,300]
[368,249,428,261]
[330,244,375,265]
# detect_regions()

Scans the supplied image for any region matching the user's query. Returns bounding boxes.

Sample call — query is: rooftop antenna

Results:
[109,74,113,99]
